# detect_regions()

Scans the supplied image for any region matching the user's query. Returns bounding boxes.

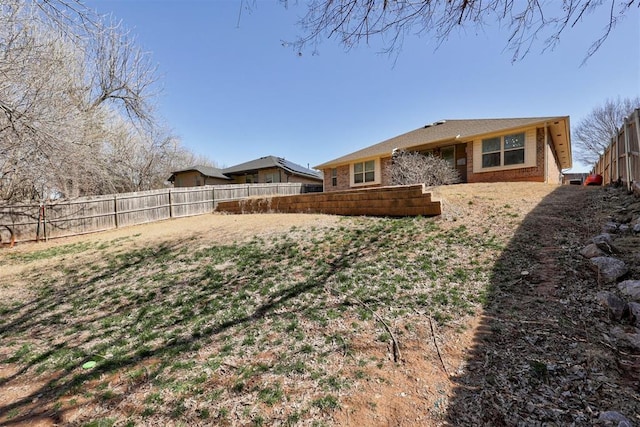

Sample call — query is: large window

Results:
[354,160,375,184]
[265,172,280,183]
[482,133,525,168]
[331,168,337,186]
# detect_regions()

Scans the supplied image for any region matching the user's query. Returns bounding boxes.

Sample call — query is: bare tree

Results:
[0,0,202,202]
[387,150,459,186]
[573,96,640,166]
[280,0,637,62]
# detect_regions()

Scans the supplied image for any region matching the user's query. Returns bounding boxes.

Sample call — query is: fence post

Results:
[168,189,173,218]
[43,203,48,241]
[114,195,119,228]
[624,116,632,192]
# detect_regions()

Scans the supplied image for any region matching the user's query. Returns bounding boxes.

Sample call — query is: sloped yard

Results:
[0,182,638,426]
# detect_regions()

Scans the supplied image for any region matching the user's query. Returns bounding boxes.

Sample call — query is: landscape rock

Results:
[590,257,628,284]
[591,233,619,254]
[603,222,619,233]
[628,302,640,328]
[596,292,628,321]
[633,223,640,234]
[618,280,640,301]
[581,244,606,259]
[618,224,630,233]
[598,410,633,427]
[611,326,640,351]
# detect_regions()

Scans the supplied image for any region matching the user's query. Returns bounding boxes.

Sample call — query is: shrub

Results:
[387,150,459,186]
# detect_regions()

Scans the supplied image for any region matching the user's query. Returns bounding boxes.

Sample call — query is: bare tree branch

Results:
[275,0,637,62]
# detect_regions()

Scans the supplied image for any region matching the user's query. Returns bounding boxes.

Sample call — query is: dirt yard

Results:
[1,182,639,426]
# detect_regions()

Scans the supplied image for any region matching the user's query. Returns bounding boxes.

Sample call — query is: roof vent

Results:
[425,120,446,128]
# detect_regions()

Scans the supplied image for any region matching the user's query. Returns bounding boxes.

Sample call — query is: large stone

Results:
[590,257,628,284]
[603,222,619,233]
[633,223,640,234]
[596,291,628,321]
[611,326,640,351]
[628,302,640,328]
[598,410,633,427]
[591,233,619,254]
[580,243,605,259]
[618,280,640,301]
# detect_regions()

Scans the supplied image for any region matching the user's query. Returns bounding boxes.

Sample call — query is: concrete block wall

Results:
[215,184,441,217]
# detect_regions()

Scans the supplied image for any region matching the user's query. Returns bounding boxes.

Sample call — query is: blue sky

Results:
[85,0,640,172]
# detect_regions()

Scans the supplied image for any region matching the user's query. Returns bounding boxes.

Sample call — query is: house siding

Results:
[173,171,229,187]
[546,131,562,184]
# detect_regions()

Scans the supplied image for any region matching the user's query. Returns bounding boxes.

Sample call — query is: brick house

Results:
[169,156,323,187]
[315,117,572,192]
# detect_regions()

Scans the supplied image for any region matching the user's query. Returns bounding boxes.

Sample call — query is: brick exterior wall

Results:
[467,128,546,183]
[322,127,563,188]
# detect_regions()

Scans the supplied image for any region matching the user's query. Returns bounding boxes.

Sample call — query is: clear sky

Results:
[85,0,640,172]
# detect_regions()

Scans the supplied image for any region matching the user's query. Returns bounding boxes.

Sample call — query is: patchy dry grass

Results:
[3,182,617,426]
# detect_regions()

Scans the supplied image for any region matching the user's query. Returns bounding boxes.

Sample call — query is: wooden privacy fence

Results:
[592,108,640,191]
[0,183,322,243]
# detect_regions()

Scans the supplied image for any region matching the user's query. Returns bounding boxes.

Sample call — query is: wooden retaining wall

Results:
[215,185,442,217]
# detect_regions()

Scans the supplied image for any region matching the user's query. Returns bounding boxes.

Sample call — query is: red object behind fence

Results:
[584,174,603,186]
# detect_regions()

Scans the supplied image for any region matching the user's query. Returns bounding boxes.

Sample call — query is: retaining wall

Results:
[215,184,442,217]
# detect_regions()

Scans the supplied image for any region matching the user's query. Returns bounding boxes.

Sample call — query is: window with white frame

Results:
[482,132,525,168]
[353,160,375,184]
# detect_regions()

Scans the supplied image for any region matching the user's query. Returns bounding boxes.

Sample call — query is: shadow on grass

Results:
[0,232,361,425]
[445,185,639,425]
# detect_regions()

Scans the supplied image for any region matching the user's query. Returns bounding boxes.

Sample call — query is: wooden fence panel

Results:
[46,196,116,239]
[592,108,640,191]
[0,183,318,243]
[115,189,171,228]
[0,204,40,243]
[170,187,215,218]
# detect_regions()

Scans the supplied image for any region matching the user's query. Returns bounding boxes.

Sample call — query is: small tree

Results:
[387,150,459,186]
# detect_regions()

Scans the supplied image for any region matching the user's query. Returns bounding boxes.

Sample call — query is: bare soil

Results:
[1,182,639,426]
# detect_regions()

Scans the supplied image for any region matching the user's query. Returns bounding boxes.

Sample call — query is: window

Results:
[354,160,375,184]
[245,173,259,183]
[331,168,337,186]
[440,146,455,168]
[503,133,525,165]
[265,172,280,183]
[482,133,525,168]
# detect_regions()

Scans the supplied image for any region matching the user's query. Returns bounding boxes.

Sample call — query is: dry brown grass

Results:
[1,182,637,426]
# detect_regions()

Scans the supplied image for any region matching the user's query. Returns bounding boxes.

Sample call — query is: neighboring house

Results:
[167,165,231,187]
[169,156,323,187]
[222,156,322,185]
[563,173,588,185]
[315,117,572,192]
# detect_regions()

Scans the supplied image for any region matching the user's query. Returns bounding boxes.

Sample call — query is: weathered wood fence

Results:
[0,183,322,243]
[592,108,640,191]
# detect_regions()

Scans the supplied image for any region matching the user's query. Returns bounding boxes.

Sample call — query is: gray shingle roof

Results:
[223,156,322,180]
[315,117,571,169]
